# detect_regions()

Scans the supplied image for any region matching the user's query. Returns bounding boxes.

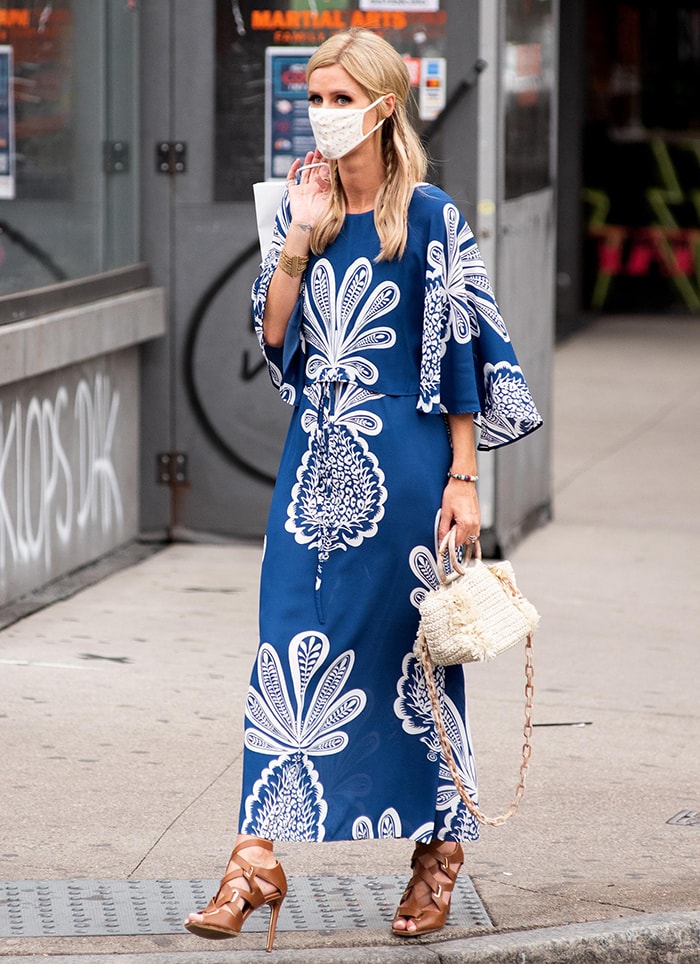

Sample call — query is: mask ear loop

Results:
[366,93,394,142]
[356,96,390,150]
[364,118,385,139]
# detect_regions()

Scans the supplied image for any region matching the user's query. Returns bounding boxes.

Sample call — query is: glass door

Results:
[140,0,288,538]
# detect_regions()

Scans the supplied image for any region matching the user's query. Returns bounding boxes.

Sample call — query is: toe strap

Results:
[199,881,246,931]
[395,870,448,917]
[393,842,464,933]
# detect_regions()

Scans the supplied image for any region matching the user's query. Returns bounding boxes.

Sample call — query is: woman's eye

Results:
[307,93,353,106]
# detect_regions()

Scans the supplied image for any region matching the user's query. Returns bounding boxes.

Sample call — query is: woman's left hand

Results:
[438,479,480,548]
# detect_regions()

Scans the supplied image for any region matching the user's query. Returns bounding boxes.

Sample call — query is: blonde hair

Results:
[306,28,428,262]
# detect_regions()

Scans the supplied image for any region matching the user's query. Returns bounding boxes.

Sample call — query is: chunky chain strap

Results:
[416,630,534,827]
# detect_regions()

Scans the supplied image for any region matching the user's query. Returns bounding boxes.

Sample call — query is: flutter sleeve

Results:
[418,192,543,450]
[251,190,305,406]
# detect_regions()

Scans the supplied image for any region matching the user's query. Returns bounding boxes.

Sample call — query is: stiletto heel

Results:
[266,896,283,952]
[184,837,287,951]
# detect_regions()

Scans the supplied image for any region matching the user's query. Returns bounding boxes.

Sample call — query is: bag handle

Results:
[438,528,482,584]
[416,627,534,827]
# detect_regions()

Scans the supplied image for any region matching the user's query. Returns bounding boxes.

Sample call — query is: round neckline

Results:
[345,208,375,217]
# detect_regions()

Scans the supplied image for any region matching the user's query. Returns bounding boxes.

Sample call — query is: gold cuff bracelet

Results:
[278,248,309,277]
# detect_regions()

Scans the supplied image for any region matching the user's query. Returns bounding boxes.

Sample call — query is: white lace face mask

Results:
[308,95,387,159]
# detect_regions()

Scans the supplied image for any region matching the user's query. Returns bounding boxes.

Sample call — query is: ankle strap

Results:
[232,836,273,859]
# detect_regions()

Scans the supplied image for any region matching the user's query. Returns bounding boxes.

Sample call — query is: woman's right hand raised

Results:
[287,149,332,228]
[263,151,330,348]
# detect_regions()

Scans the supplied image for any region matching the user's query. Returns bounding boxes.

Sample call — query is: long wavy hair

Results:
[305,28,428,262]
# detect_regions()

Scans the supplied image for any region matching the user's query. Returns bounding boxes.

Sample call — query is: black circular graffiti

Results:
[182,238,278,486]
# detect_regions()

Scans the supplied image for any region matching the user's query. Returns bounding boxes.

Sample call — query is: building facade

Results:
[0,1,164,607]
[3,0,695,607]
[137,0,556,558]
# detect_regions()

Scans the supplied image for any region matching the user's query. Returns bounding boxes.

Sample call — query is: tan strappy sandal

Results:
[184,837,287,952]
[392,840,464,937]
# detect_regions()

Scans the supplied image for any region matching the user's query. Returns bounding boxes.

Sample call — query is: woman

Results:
[185,27,541,950]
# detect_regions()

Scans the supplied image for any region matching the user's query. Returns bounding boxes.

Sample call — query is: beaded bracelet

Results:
[447,471,479,483]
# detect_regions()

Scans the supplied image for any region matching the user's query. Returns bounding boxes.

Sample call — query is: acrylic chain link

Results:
[417,631,535,827]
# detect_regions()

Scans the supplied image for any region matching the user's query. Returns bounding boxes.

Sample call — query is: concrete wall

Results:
[0,289,165,606]
[496,189,555,552]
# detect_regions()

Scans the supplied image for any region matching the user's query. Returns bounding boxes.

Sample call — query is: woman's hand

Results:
[262,151,330,348]
[439,479,480,548]
[287,150,332,228]
[439,412,480,548]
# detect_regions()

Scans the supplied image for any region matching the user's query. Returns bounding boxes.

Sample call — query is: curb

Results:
[437,910,700,963]
[8,911,700,964]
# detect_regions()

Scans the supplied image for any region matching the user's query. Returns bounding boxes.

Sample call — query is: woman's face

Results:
[308,64,379,135]
[307,64,396,163]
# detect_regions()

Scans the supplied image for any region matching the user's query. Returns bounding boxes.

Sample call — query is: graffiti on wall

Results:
[0,373,122,578]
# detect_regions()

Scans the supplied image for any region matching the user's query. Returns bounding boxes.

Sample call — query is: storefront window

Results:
[504,0,555,199]
[583,0,700,313]
[0,0,139,298]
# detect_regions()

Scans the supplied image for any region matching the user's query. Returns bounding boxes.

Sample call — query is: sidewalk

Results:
[1,317,699,962]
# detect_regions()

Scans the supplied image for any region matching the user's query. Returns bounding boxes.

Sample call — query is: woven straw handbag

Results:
[414,530,540,826]
[417,529,540,665]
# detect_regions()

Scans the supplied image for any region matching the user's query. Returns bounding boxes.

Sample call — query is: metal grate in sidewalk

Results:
[0,876,492,938]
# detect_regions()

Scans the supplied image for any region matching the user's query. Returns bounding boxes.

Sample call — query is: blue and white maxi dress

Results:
[239,184,542,844]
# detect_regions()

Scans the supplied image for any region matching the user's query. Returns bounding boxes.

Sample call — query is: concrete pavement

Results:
[1,317,699,962]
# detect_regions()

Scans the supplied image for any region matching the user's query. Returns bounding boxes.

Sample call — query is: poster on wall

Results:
[0,45,14,199]
[215,0,446,199]
[265,47,316,179]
